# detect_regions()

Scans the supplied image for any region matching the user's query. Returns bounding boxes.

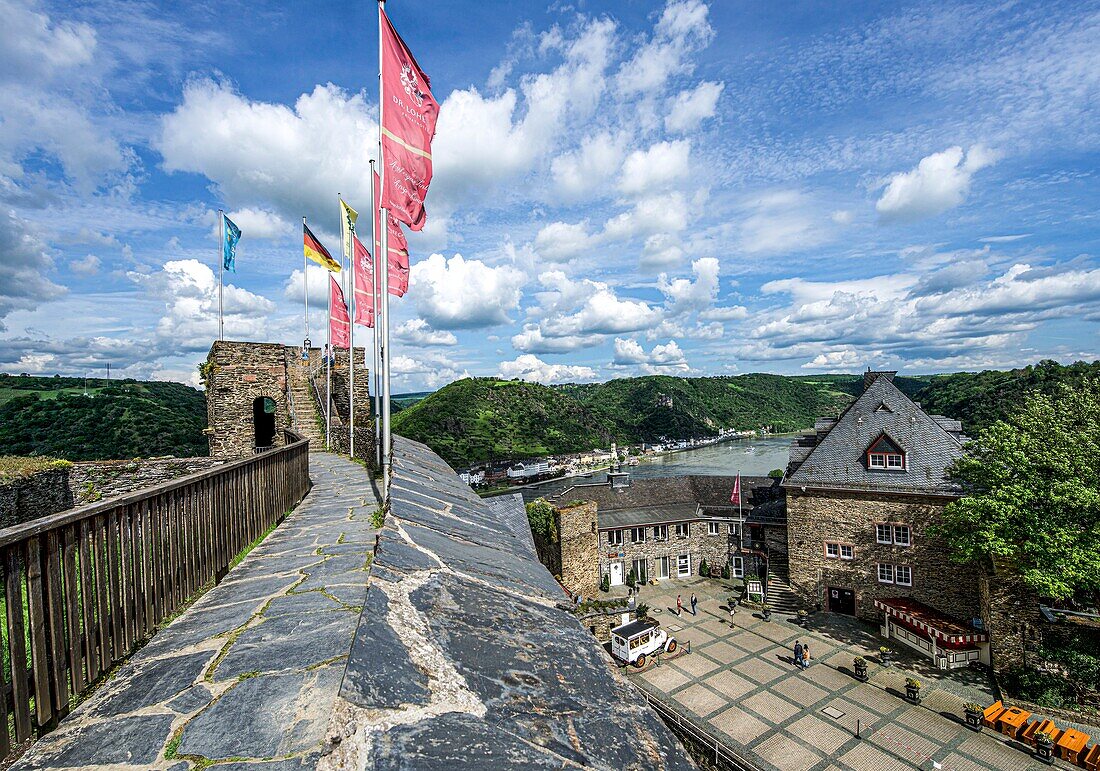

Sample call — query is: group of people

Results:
[675,593,698,616]
[793,639,811,670]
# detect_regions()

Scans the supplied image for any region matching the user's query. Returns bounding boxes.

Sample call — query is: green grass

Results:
[0,456,71,483]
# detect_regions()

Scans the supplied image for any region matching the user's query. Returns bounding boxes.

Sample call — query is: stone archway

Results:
[253,396,277,450]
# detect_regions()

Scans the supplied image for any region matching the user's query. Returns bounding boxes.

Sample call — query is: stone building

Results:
[783,370,989,667]
[556,474,785,589]
[204,341,371,460]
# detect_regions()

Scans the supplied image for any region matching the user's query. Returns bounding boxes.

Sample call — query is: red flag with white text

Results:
[373,169,410,298]
[329,275,351,348]
[352,235,374,328]
[379,6,438,231]
[730,474,741,505]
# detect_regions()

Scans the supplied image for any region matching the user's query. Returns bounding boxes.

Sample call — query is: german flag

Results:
[304,223,340,272]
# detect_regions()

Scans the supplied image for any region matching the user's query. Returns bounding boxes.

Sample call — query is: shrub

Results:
[721,563,730,579]
[964,702,982,713]
[600,573,610,593]
[853,656,866,666]
[906,677,922,689]
[626,568,637,589]
[699,558,709,576]
[636,602,649,619]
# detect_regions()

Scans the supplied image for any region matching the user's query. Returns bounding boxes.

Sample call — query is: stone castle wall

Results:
[0,468,73,529]
[205,341,290,458]
[556,502,600,597]
[70,457,224,505]
[786,489,982,622]
[979,560,1041,672]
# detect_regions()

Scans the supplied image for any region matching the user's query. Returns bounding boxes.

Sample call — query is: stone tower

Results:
[204,341,293,458]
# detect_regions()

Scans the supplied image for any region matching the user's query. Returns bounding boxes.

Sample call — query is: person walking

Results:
[793,640,804,670]
[676,595,683,616]
[690,592,698,616]
[802,642,811,669]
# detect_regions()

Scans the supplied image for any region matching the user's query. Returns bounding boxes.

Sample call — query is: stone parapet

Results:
[69,457,224,504]
[0,467,73,528]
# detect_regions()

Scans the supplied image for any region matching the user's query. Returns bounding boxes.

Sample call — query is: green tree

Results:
[934,381,1100,601]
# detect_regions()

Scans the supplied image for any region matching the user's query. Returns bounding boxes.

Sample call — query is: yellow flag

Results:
[340,199,358,260]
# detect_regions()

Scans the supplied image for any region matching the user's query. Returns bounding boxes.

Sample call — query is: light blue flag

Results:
[222,214,242,273]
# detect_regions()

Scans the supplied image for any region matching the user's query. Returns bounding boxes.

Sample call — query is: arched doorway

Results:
[253,396,277,450]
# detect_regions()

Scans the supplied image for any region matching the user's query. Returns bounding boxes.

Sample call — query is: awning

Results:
[874,597,988,645]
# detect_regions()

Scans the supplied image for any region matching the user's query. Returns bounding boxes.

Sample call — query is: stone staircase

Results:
[765,568,804,615]
[287,358,326,448]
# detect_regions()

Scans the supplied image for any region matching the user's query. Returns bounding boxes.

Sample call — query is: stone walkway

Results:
[624,577,1086,771]
[12,453,380,771]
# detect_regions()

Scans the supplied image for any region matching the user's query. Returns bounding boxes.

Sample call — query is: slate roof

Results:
[564,475,785,530]
[784,373,964,496]
[333,436,696,770]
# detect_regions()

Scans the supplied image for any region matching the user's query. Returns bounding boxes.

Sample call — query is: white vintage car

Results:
[610,619,677,668]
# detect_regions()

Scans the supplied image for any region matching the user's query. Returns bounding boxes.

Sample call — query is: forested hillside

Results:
[391,378,616,468]
[561,374,854,441]
[914,360,1100,432]
[0,375,207,460]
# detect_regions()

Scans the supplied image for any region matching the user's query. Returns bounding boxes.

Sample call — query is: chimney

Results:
[863,369,898,392]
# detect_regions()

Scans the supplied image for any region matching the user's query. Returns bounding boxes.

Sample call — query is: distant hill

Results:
[914,360,1100,432]
[390,378,616,468]
[0,374,207,460]
[395,372,887,468]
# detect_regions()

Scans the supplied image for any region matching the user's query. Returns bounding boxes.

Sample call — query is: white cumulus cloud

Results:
[497,354,596,384]
[876,145,999,222]
[665,81,724,133]
[410,253,525,329]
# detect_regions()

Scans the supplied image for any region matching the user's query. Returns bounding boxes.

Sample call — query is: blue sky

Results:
[1,0,1098,390]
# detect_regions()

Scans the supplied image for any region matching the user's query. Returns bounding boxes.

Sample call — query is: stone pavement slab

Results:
[11,453,380,771]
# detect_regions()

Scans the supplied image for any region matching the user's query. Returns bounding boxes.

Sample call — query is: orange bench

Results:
[1023,719,1061,747]
[1082,743,1100,771]
[982,700,1007,728]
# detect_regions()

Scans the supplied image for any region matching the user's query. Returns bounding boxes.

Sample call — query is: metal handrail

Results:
[639,689,763,770]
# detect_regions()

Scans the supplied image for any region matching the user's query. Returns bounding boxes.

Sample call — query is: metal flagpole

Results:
[302,216,309,342]
[346,195,356,460]
[218,210,225,341]
[378,0,392,494]
[326,276,332,451]
[369,159,381,470]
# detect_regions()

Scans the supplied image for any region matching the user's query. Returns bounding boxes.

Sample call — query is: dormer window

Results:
[866,434,905,471]
[874,401,893,413]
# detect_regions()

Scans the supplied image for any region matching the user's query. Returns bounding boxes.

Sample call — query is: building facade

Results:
[783,371,988,667]
[557,474,785,589]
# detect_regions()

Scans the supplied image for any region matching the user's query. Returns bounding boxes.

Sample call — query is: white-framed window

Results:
[677,553,691,577]
[631,527,646,544]
[728,523,739,535]
[608,529,623,546]
[730,555,744,578]
[708,521,720,536]
[893,525,912,547]
[653,524,668,542]
[840,544,854,560]
[675,523,689,538]
[657,555,670,579]
[877,563,894,584]
[895,565,912,586]
[869,453,887,469]
[887,454,904,469]
[876,523,893,544]
[825,542,839,559]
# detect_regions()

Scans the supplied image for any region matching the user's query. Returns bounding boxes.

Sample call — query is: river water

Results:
[512,434,795,503]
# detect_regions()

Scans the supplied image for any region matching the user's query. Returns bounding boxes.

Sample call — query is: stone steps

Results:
[287,364,326,447]
[765,571,804,614]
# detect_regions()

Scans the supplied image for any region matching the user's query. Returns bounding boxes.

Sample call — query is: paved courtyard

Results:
[623,577,1094,771]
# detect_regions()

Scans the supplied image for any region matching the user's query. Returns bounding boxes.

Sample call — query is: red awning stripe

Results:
[874,599,988,644]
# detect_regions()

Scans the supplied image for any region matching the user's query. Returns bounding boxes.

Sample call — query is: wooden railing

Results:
[0,429,310,760]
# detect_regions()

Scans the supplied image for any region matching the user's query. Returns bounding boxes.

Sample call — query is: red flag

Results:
[379,6,438,231]
[352,235,374,328]
[389,254,409,297]
[730,474,741,505]
[329,275,350,348]
[373,169,410,298]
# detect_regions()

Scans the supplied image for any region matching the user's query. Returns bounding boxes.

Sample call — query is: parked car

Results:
[610,619,677,668]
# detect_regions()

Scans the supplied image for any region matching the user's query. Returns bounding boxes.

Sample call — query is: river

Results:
[510,434,795,503]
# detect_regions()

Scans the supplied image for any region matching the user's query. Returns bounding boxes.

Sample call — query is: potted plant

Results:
[636,602,650,620]
[796,609,808,627]
[626,568,637,590]
[963,702,983,732]
[853,656,868,682]
[699,558,709,577]
[600,573,610,593]
[721,563,730,580]
[879,645,892,667]
[761,603,772,621]
[1034,730,1055,765]
[904,677,921,704]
